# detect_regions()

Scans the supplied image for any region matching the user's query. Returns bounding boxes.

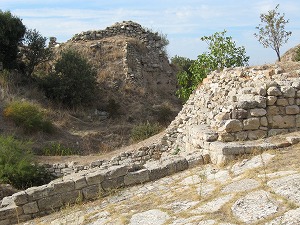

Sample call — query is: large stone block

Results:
[26,185,53,201]
[22,202,39,214]
[105,165,129,179]
[268,115,295,128]
[37,194,63,211]
[243,118,260,130]
[286,105,300,115]
[267,86,282,96]
[248,130,267,140]
[124,169,150,186]
[162,156,188,175]
[219,119,243,133]
[232,109,248,119]
[267,106,279,116]
[250,108,267,117]
[144,161,168,181]
[281,86,296,97]
[267,96,277,105]
[276,98,289,106]
[101,176,125,191]
[82,185,102,200]
[50,180,75,194]
[85,170,105,186]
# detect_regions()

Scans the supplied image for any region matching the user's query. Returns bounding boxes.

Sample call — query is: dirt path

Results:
[35,130,165,165]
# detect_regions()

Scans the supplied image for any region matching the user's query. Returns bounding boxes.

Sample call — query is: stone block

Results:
[281,86,296,97]
[218,132,235,142]
[248,130,267,140]
[51,180,75,194]
[267,86,282,96]
[144,161,168,181]
[235,131,248,141]
[72,175,88,190]
[288,97,295,105]
[267,96,277,105]
[124,169,150,186]
[0,205,23,220]
[60,190,82,205]
[296,98,300,105]
[162,156,188,175]
[82,185,102,200]
[37,194,63,211]
[296,115,300,127]
[268,129,288,136]
[267,106,279,116]
[85,170,105,186]
[243,118,260,130]
[268,115,295,128]
[23,202,39,214]
[276,98,289,106]
[186,153,204,168]
[232,109,248,119]
[219,119,243,133]
[105,165,129,179]
[26,185,53,201]
[11,191,28,206]
[260,117,268,127]
[250,108,267,117]
[101,176,125,191]
[286,105,300,115]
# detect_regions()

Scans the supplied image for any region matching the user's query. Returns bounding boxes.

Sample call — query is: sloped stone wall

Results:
[161,64,300,162]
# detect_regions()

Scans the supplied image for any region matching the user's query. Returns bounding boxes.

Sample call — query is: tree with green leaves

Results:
[42,49,98,107]
[22,29,52,78]
[254,4,292,62]
[176,30,249,102]
[0,10,26,69]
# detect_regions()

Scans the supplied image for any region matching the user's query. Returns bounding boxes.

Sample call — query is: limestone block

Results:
[243,118,260,130]
[231,109,248,119]
[144,161,168,181]
[185,153,204,168]
[124,169,150,186]
[10,191,28,206]
[22,202,39,214]
[105,165,129,179]
[248,130,267,140]
[267,96,277,105]
[296,115,300,127]
[71,175,88,190]
[101,176,125,191]
[288,97,295,105]
[218,132,235,142]
[249,108,267,117]
[0,205,23,220]
[267,106,279,115]
[85,170,105,186]
[296,98,300,105]
[60,190,82,205]
[268,129,288,136]
[260,117,268,126]
[82,185,102,200]
[219,119,243,133]
[267,86,282,96]
[37,194,63,211]
[235,131,248,141]
[286,105,300,115]
[162,156,188,175]
[281,86,296,97]
[51,180,75,194]
[276,98,288,106]
[26,185,53,201]
[268,115,295,128]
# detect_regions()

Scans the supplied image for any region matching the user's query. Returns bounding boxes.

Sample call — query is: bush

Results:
[0,135,54,189]
[131,121,161,142]
[153,104,174,125]
[42,49,98,107]
[106,99,121,118]
[3,100,53,133]
[41,143,80,156]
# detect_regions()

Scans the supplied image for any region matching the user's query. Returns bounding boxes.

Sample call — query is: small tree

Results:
[254,4,292,62]
[176,30,249,102]
[0,10,26,69]
[42,49,98,107]
[22,29,52,78]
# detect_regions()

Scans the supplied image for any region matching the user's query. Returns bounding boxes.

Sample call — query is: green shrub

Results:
[106,99,121,118]
[41,49,98,107]
[0,135,54,189]
[41,143,79,156]
[3,100,53,133]
[131,121,161,142]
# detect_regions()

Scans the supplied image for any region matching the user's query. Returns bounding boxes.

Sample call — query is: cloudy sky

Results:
[2,0,300,65]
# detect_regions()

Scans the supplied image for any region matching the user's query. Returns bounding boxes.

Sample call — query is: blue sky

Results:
[2,0,300,65]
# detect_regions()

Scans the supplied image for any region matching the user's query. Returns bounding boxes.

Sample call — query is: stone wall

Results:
[0,153,207,224]
[161,64,300,163]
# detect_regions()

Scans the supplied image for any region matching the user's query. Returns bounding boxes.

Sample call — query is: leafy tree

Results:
[254,4,292,62]
[22,29,52,78]
[42,49,98,107]
[0,10,26,69]
[176,30,249,102]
